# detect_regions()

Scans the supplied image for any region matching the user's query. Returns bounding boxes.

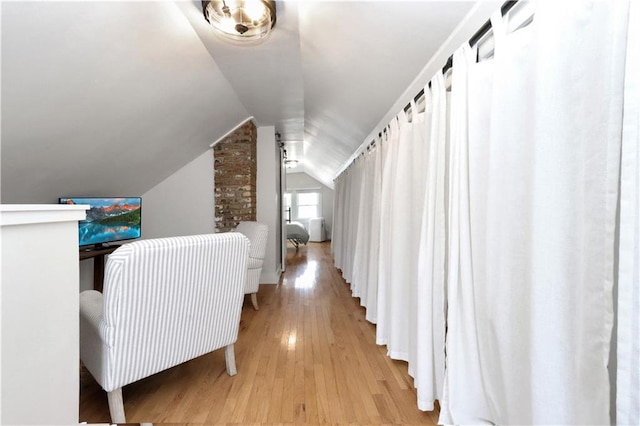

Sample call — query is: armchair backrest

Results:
[234,221,269,262]
[100,233,249,391]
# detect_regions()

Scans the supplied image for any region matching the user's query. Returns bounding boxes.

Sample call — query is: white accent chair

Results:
[233,221,269,310]
[79,233,250,424]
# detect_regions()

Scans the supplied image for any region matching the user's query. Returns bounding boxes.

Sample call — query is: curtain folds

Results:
[414,73,447,411]
[439,43,487,424]
[442,4,629,423]
[331,1,637,422]
[351,140,376,301]
[376,117,401,344]
[617,2,640,424]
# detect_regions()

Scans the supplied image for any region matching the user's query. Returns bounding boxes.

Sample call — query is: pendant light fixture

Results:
[202,0,276,45]
[284,159,299,169]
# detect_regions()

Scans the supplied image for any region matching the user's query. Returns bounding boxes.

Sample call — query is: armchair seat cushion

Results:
[248,257,264,269]
[233,222,269,296]
[233,221,269,310]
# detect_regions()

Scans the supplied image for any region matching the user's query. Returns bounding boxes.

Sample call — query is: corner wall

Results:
[257,126,281,284]
[142,149,216,238]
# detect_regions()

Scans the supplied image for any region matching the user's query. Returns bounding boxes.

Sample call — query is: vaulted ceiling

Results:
[1,1,495,202]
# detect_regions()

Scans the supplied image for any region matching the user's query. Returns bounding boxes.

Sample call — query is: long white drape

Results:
[331,1,637,421]
[441,4,629,424]
[413,73,448,411]
[346,157,363,283]
[617,2,640,423]
[351,140,377,301]
[331,171,344,268]
[376,117,401,344]
[439,43,486,422]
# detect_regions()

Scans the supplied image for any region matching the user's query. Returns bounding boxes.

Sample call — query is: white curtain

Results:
[331,1,637,421]
[376,105,426,360]
[365,132,388,323]
[331,170,344,268]
[376,117,401,341]
[413,72,448,411]
[351,141,377,301]
[617,1,640,423]
[343,156,363,283]
[441,3,629,424]
[439,43,485,423]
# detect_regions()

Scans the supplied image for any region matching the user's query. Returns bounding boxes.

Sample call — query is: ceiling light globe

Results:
[203,0,276,46]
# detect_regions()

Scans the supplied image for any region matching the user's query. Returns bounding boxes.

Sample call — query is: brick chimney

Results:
[213,120,257,232]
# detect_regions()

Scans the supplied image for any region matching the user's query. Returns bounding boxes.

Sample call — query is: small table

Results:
[79,245,121,292]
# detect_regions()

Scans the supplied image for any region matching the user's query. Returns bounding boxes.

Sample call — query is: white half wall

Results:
[257,126,281,284]
[1,205,86,425]
[285,171,334,238]
[142,149,215,239]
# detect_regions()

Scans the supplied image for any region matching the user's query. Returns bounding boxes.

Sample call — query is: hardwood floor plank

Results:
[79,242,437,425]
[302,305,320,424]
[293,305,307,423]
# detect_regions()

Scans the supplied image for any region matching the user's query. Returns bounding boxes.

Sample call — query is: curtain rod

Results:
[406,0,518,109]
[335,1,510,179]
[405,0,519,110]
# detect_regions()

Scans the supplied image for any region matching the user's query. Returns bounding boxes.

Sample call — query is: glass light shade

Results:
[204,0,276,45]
[285,159,299,169]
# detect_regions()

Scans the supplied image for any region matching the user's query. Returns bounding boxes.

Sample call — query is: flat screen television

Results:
[59,197,142,248]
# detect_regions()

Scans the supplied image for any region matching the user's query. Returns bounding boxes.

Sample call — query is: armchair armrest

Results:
[80,290,110,389]
[80,290,103,333]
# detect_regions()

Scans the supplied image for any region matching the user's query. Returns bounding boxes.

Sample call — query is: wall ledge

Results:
[0,204,88,227]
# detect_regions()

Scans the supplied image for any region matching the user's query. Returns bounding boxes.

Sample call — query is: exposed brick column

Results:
[213,120,257,232]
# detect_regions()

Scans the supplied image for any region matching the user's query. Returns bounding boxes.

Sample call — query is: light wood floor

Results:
[79,242,438,425]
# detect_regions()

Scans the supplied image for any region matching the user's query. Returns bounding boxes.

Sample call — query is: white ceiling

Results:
[1,0,493,202]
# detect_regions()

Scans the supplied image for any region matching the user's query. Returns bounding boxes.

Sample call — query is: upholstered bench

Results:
[79,233,249,423]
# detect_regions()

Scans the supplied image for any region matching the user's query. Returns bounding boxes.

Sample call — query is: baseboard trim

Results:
[260,268,281,285]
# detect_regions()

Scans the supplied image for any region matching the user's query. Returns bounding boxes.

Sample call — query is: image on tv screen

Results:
[60,197,141,246]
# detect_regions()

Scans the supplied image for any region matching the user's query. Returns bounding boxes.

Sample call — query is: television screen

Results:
[59,197,142,247]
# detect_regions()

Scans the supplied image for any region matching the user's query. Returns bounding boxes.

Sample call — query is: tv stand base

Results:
[79,244,121,291]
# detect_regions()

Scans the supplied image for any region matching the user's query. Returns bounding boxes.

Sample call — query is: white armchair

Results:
[233,221,269,310]
[79,233,249,423]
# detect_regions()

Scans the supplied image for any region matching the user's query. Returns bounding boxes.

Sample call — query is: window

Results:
[297,192,320,219]
[284,193,292,222]
[285,190,321,222]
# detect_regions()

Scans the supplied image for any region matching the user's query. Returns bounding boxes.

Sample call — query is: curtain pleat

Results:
[413,73,447,411]
[331,175,343,268]
[351,143,377,302]
[365,132,388,324]
[376,118,401,346]
[617,1,640,423]
[439,43,490,424]
[379,106,424,360]
[342,157,359,283]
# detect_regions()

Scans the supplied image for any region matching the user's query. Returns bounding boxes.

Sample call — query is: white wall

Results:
[256,126,281,284]
[286,172,334,238]
[142,149,215,238]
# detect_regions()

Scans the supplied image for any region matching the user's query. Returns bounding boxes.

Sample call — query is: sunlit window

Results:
[297,192,319,219]
[284,190,321,222]
[284,193,292,222]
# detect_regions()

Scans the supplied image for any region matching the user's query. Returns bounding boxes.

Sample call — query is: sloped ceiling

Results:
[1,1,250,203]
[1,1,484,203]
[298,1,476,186]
